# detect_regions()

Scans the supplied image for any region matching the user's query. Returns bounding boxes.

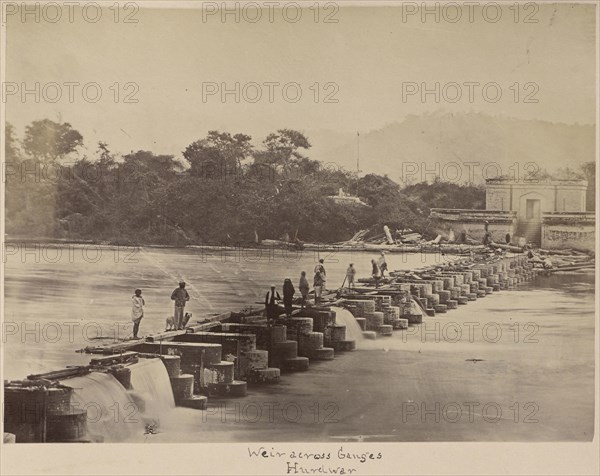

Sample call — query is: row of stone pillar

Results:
[389,255,537,316]
[342,292,412,338]
[342,255,537,337]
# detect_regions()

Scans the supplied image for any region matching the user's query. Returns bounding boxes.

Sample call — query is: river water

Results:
[2,245,596,441]
[2,245,451,379]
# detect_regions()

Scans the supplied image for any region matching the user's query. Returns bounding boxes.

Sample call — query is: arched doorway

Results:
[517,192,544,245]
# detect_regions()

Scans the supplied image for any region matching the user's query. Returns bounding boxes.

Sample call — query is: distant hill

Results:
[309,112,595,184]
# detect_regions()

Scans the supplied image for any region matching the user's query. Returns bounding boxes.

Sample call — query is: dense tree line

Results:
[10,118,559,246]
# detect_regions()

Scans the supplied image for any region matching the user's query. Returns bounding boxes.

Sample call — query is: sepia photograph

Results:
[0,1,598,475]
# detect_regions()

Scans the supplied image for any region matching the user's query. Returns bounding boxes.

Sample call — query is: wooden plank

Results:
[89,352,139,366]
[83,340,144,355]
[549,263,595,272]
[145,329,188,342]
[28,366,90,381]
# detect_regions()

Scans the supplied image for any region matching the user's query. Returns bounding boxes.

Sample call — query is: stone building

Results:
[431,177,595,251]
[328,188,368,207]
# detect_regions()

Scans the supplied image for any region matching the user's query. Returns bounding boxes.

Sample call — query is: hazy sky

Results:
[5,2,597,160]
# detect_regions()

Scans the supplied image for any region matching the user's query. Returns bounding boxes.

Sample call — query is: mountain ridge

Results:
[307,111,595,184]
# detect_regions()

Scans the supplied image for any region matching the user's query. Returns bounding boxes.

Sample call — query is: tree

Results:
[356,174,403,207]
[183,131,253,177]
[5,122,19,161]
[22,119,83,162]
[11,119,495,244]
[402,180,486,213]
[5,122,25,234]
[256,129,311,166]
[6,121,63,236]
[115,151,183,236]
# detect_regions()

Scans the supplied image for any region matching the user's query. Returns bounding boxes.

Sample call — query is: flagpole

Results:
[356,131,360,173]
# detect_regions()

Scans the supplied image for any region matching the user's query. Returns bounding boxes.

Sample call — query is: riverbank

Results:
[3,235,468,253]
[6,236,595,260]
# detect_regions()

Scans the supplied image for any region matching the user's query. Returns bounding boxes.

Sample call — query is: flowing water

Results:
[60,372,142,442]
[329,306,365,345]
[129,358,176,411]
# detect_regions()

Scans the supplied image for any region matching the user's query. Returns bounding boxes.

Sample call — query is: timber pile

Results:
[489,242,524,253]
[548,263,595,272]
[525,248,594,273]
[538,248,592,257]
[334,226,423,248]
[326,225,484,254]
[334,229,369,245]
[546,254,595,272]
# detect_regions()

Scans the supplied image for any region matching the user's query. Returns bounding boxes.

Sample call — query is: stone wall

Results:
[555,188,587,212]
[486,185,512,211]
[541,212,596,252]
[432,180,590,247]
[430,209,516,243]
[485,179,588,214]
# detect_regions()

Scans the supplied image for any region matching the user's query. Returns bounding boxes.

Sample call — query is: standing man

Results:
[371,259,381,289]
[482,221,492,247]
[314,258,326,292]
[377,251,388,277]
[299,271,310,308]
[131,289,145,339]
[171,281,190,330]
[282,278,295,318]
[314,270,324,304]
[346,263,356,289]
[265,284,281,325]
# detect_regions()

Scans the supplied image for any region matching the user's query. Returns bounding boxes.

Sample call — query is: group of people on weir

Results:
[371,251,388,287]
[129,215,544,339]
[128,231,553,338]
[264,257,330,324]
[128,252,391,337]
[262,252,387,324]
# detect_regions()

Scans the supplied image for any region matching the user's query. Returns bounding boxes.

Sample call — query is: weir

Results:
[60,372,141,442]
[4,251,551,442]
[330,307,366,345]
[129,358,176,411]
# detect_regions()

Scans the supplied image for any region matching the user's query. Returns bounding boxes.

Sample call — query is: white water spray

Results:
[61,372,143,442]
[128,358,176,411]
[330,306,365,346]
